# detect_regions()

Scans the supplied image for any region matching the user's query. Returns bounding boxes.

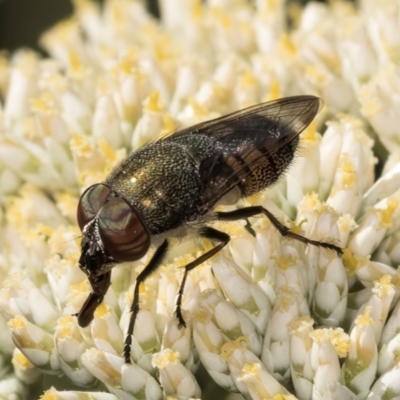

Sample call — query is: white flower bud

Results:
[309,329,342,399]
[91,303,124,356]
[131,91,170,150]
[211,256,270,334]
[289,316,315,400]
[368,363,400,400]
[0,272,59,329]
[81,348,162,399]
[262,287,309,382]
[192,307,235,391]
[162,313,197,372]
[359,64,400,153]
[222,337,295,399]
[349,193,400,257]
[0,374,27,400]
[342,307,378,397]
[286,124,322,206]
[8,316,59,373]
[42,387,118,400]
[54,316,94,387]
[12,348,42,385]
[381,297,400,346]
[199,289,262,356]
[92,95,124,149]
[4,51,39,128]
[152,349,201,399]
[350,276,395,344]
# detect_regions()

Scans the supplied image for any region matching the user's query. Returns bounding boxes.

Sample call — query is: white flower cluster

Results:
[1,0,400,399]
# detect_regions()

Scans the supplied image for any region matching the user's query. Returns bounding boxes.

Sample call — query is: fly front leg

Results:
[124,239,169,364]
[217,206,343,255]
[175,227,230,328]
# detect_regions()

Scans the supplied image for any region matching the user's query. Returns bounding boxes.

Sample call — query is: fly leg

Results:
[175,227,230,328]
[124,239,169,363]
[217,206,343,255]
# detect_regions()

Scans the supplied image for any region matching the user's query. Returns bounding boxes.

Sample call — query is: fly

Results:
[76,95,342,363]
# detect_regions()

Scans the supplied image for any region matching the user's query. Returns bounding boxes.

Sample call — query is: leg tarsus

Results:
[217,206,342,256]
[174,227,230,328]
[176,307,186,328]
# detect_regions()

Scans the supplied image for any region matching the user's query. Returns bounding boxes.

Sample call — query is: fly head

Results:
[76,183,151,326]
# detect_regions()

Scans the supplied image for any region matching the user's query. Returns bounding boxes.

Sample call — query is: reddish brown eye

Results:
[77,184,112,230]
[98,197,150,262]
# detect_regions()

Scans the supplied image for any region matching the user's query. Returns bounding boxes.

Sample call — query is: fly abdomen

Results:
[238,135,300,196]
[201,113,302,206]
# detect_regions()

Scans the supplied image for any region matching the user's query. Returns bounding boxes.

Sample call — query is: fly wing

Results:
[169,95,321,141]
[166,95,322,211]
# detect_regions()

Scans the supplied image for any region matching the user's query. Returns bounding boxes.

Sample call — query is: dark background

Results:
[0,0,333,55]
[0,0,160,54]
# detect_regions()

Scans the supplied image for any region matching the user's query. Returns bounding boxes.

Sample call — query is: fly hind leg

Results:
[217,206,343,255]
[175,227,230,328]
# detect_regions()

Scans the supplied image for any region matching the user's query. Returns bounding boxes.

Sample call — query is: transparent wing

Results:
[168,95,321,141]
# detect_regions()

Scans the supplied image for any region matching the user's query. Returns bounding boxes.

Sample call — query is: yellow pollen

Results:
[240,70,257,87]
[268,80,281,101]
[57,316,76,338]
[373,275,394,298]
[379,275,392,285]
[379,197,398,228]
[356,306,374,326]
[98,138,117,162]
[39,391,57,400]
[341,154,356,186]
[193,0,204,18]
[330,329,350,357]
[70,133,93,158]
[220,336,249,360]
[280,33,297,56]
[94,302,108,319]
[275,255,296,270]
[342,248,369,275]
[30,92,55,114]
[152,349,180,369]
[13,350,34,369]
[300,120,319,144]
[303,192,320,209]
[289,315,314,332]
[212,7,232,29]
[162,115,176,135]
[189,100,209,120]
[174,254,196,268]
[274,394,294,400]
[69,50,83,73]
[304,64,328,85]
[8,317,26,330]
[239,362,261,378]
[146,90,164,112]
[72,280,90,293]
[310,328,329,343]
[55,192,79,218]
[36,224,54,237]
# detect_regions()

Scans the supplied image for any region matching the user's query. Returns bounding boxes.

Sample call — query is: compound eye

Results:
[98,197,150,262]
[77,184,112,230]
